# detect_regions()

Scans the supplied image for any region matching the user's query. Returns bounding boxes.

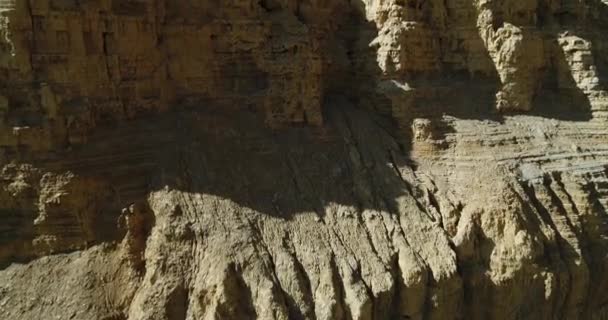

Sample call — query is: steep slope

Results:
[1,1,608,319]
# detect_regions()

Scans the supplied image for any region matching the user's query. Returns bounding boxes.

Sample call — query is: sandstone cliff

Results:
[1,0,608,319]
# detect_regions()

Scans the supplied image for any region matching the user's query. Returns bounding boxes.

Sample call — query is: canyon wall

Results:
[1,0,608,319]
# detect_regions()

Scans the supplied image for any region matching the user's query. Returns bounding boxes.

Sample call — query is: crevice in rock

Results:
[543,177,590,317]
[520,180,571,316]
[328,254,348,320]
[291,250,316,319]
[243,218,293,319]
[166,284,189,320]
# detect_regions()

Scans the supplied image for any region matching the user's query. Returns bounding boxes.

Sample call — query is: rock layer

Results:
[1,1,608,320]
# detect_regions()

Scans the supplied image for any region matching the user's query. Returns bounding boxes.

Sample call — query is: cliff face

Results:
[1,1,608,319]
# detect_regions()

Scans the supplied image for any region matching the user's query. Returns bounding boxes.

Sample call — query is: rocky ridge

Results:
[0,0,608,319]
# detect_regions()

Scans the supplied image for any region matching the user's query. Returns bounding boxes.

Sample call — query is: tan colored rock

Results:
[1,1,608,320]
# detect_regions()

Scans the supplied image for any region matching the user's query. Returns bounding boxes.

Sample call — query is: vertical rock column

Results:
[474,0,546,112]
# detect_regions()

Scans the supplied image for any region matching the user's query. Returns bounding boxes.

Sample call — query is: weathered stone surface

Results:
[0,1,608,320]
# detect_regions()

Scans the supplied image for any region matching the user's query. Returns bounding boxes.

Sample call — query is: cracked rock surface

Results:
[1,0,608,319]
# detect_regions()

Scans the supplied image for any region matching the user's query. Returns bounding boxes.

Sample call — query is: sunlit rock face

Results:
[1,1,608,320]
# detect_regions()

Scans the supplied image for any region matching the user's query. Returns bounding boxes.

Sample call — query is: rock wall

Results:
[1,0,606,150]
[1,1,608,320]
[0,0,337,150]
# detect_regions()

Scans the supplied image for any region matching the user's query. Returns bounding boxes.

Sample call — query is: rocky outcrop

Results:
[1,1,608,319]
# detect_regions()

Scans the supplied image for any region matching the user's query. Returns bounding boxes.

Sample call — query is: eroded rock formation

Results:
[1,0,608,319]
